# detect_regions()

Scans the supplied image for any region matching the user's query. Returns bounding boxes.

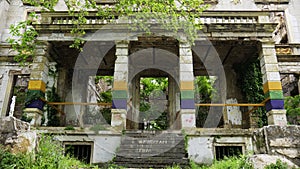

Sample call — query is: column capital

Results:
[115,40,129,47]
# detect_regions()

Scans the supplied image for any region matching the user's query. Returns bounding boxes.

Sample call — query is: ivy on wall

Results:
[235,58,267,127]
[7,0,208,64]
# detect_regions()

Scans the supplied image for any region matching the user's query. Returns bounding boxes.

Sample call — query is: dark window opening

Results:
[6,74,30,119]
[65,144,92,163]
[215,146,242,160]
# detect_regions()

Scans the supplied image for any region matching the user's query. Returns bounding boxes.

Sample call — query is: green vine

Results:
[284,95,300,125]
[235,58,267,127]
[8,0,208,64]
[7,12,39,66]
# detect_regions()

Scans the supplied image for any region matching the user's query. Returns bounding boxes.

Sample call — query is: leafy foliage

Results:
[8,0,208,63]
[0,135,98,169]
[235,59,267,127]
[140,77,168,130]
[284,95,300,125]
[194,76,216,127]
[264,159,291,169]
[7,13,39,66]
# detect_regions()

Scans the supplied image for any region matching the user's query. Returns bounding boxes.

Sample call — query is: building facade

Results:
[0,0,299,165]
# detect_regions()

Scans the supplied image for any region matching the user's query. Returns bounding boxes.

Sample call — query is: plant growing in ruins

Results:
[284,95,300,125]
[8,0,208,63]
[235,58,267,127]
[7,12,39,66]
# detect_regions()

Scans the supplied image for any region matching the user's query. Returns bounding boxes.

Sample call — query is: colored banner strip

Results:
[180,81,194,90]
[265,99,284,112]
[181,99,195,109]
[264,90,284,100]
[263,81,282,94]
[181,90,195,99]
[112,90,128,99]
[112,99,127,109]
[28,80,46,93]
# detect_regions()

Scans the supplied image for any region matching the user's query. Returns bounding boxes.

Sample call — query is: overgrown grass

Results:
[0,135,98,169]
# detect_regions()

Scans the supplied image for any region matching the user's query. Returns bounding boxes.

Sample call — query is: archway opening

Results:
[127,69,180,130]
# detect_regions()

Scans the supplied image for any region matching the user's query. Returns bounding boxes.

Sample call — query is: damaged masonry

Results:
[0,0,299,168]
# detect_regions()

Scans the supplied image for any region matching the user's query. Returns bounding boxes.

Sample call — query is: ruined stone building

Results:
[0,0,299,167]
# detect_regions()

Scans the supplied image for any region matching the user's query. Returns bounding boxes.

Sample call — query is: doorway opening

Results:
[139,77,169,130]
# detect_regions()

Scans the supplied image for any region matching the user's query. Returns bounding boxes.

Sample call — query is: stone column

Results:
[111,41,129,131]
[260,42,287,126]
[179,43,196,128]
[23,42,50,126]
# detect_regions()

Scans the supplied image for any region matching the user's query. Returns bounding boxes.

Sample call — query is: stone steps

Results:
[114,131,189,168]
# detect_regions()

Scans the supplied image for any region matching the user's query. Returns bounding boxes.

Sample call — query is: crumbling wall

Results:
[253,125,300,166]
[0,116,37,154]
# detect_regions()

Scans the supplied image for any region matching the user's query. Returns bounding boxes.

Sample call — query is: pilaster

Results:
[111,41,129,130]
[259,42,287,126]
[23,42,50,126]
[179,42,196,128]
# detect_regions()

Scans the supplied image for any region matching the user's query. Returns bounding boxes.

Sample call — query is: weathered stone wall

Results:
[0,116,37,154]
[0,63,29,117]
[253,125,300,166]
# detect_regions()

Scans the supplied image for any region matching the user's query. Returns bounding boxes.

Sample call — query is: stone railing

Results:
[32,11,277,34]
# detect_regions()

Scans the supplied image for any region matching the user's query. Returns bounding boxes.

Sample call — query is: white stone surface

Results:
[89,135,121,163]
[188,137,214,165]
[267,110,287,126]
[285,0,300,43]
[225,98,242,126]
[213,0,259,10]
[181,111,196,128]
[262,72,281,84]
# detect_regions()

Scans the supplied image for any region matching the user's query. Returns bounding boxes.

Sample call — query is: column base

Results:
[267,109,287,126]
[23,108,43,127]
[181,109,196,128]
[111,109,127,131]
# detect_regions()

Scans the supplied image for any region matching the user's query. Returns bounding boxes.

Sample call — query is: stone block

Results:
[113,81,128,90]
[258,15,270,23]
[262,72,281,84]
[116,48,128,56]
[180,55,193,64]
[267,109,287,126]
[261,64,279,74]
[181,110,196,128]
[180,71,194,81]
[111,109,127,131]
[265,99,284,112]
[260,55,278,67]
[263,81,282,94]
[30,71,48,82]
[181,90,195,99]
[112,99,127,109]
[23,108,43,126]
[115,56,128,64]
[30,62,49,74]
[264,90,284,100]
[181,99,195,109]
[113,71,128,81]
[180,63,193,72]
[28,80,46,92]
[112,90,128,99]
[180,81,194,90]
[33,55,49,64]
[179,48,192,57]
[114,63,128,73]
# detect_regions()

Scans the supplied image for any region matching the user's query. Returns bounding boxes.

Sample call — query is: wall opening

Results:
[6,74,29,119]
[215,145,243,160]
[65,143,92,164]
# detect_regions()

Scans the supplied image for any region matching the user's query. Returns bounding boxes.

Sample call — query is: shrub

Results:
[0,135,98,169]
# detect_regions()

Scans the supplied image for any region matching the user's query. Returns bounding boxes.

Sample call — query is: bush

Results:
[264,159,290,169]
[0,135,98,169]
